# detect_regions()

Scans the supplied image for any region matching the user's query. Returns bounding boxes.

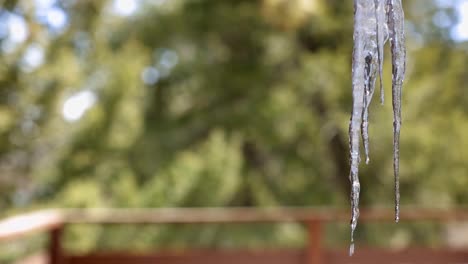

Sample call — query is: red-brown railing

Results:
[2,208,468,264]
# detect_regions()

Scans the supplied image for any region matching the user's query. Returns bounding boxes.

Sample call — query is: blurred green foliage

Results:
[0,0,468,257]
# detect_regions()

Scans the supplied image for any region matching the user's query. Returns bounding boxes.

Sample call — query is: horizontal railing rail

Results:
[1,208,468,264]
[0,210,63,242]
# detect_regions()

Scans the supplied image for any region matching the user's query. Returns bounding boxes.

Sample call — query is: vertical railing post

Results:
[49,225,64,264]
[306,220,324,264]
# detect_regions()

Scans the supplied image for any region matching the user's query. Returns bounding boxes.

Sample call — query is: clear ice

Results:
[349,0,406,255]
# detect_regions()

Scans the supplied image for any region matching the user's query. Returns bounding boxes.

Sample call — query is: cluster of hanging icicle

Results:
[349,0,406,255]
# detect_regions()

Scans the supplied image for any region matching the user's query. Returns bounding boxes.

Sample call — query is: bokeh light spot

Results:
[62,90,97,122]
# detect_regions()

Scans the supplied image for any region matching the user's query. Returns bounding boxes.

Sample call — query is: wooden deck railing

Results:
[1,208,468,264]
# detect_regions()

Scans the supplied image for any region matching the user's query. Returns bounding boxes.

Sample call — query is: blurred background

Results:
[1,0,468,262]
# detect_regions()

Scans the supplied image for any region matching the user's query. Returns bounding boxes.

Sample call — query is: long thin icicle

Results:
[387,0,406,223]
[350,0,377,255]
[350,0,405,255]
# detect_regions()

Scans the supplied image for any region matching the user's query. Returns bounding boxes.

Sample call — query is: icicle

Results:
[362,52,378,165]
[387,0,406,222]
[375,0,387,104]
[350,0,376,255]
[349,0,405,254]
